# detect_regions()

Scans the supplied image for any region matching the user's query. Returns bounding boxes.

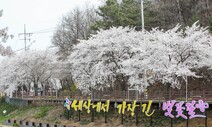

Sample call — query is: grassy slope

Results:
[0,98,17,123]
[0,98,212,127]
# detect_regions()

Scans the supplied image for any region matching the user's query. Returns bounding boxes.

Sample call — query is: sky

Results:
[0,0,102,52]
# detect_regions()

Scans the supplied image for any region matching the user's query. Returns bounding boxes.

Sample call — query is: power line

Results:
[32,30,54,34]
[30,27,56,34]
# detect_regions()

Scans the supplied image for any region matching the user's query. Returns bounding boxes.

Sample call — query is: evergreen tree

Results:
[92,0,141,30]
[209,17,212,32]
[93,0,212,31]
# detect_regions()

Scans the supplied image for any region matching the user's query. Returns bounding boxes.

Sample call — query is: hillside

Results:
[1,98,212,127]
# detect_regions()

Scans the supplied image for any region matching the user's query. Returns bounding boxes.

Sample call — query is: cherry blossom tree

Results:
[0,50,61,95]
[68,27,147,93]
[1,22,211,96]
[0,10,14,56]
[148,22,212,89]
[68,22,212,94]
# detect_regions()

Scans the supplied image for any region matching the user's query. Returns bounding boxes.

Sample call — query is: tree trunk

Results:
[34,82,38,96]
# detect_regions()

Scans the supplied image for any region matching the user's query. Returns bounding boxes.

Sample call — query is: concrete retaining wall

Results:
[5,97,28,106]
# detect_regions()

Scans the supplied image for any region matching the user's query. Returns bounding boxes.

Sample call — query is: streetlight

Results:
[141,0,144,31]
[141,0,147,99]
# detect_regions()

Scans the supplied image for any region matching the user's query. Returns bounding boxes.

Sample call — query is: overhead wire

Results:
[29,27,57,34]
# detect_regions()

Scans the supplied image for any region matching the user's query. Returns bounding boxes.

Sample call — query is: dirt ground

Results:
[0,125,12,127]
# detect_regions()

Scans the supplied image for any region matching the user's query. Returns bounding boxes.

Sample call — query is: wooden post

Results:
[92,108,94,122]
[140,102,142,125]
[170,118,173,127]
[136,106,139,126]
[105,111,107,123]
[186,119,188,127]
[92,90,94,122]
[19,121,22,125]
[121,113,124,124]
[186,111,189,127]
[205,109,208,127]
[121,90,124,125]
[67,109,70,119]
[78,110,81,121]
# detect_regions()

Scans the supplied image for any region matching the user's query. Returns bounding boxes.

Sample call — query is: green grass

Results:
[12,123,20,127]
[0,97,54,123]
[80,119,90,125]
[34,106,50,118]
[0,97,17,123]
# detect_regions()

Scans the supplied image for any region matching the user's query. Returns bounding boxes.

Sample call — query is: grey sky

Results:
[0,0,101,52]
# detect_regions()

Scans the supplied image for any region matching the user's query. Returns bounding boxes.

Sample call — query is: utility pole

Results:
[19,24,32,50]
[18,24,32,98]
[141,0,144,31]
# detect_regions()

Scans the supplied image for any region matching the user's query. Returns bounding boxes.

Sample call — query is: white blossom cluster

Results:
[68,22,212,93]
[0,50,62,94]
[0,10,14,56]
[0,22,211,94]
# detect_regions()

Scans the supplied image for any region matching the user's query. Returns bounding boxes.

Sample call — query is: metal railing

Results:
[11,90,212,102]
